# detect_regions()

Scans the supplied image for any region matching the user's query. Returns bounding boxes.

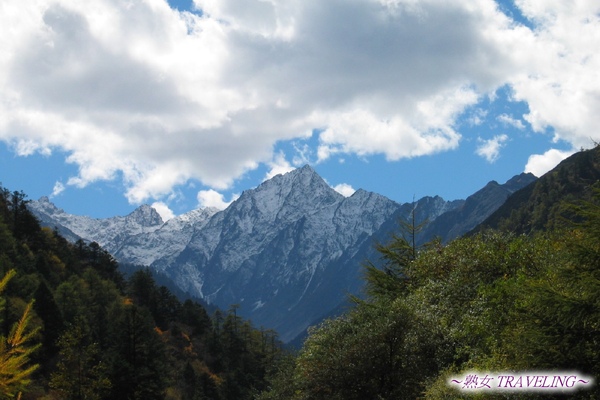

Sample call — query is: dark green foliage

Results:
[32,281,63,357]
[262,230,599,399]
[127,269,184,331]
[477,145,600,234]
[511,192,600,379]
[362,208,429,300]
[206,305,282,399]
[256,353,297,400]
[293,299,438,400]
[0,184,281,399]
[180,299,211,336]
[105,303,168,400]
[49,319,111,400]
[3,190,42,246]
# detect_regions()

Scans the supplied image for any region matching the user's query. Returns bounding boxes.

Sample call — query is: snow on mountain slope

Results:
[150,166,442,341]
[29,197,163,248]
[28,196,218,267]
[113,207,219,267]
[28,165,534,342]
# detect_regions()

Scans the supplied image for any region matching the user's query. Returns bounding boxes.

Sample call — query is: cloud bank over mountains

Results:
[0,0,598,205]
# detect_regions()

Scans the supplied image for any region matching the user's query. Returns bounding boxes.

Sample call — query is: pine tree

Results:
[362,205,429,300]
[49,320,111,400]
[33,281,63,357]
[105,302,168,400]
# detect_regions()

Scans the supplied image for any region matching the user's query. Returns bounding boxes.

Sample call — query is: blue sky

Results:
[0,0,596,219]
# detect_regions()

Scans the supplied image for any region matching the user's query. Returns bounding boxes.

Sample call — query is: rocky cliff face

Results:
[151,166,410,341]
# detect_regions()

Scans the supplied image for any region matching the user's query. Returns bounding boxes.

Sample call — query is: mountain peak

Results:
[285,165,341,198]
[127,204,163,227]
[297,164,316,173]
[276,164,320,182]
[35,196,63,215]
[26,160,545,343]
[222,164,343,232]
[504,172,537,193]
[258,164,333,193]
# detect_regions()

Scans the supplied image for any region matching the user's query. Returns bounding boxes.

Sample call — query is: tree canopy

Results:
[259,190,600,399]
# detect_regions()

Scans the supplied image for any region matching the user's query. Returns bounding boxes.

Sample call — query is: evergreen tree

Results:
[49,320,110,400]
[180,299,211,336]
[105,302,168,400]
[362,211,431,300]
[293,298,438,400]
[32,281,63,357]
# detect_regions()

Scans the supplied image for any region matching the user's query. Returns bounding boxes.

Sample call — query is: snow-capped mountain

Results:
[28,165,536,342]
[30,198,164,247]
[29,197,219,267]
[153,167,412,341]
[112,207,219,268]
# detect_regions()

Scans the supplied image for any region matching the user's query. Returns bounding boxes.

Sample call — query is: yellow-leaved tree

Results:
[0,270,39,399]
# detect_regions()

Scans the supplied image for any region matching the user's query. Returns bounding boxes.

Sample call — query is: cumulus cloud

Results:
[0,0,598,205]
[51,181,65,198]
[333,183,356,197]
[476,134,509,163]
[151,201,176,221]
[497,114,525,130]
[466,108,489,127]
[316,85,475,162]
[264,152,295,181]
[524,148,574,177]
[509,1,600,147]
[197,189,237,210]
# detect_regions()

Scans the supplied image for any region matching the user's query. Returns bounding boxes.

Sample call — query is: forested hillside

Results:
[258,149,600,399]
[0,186,281,399]
[475,145,600,234]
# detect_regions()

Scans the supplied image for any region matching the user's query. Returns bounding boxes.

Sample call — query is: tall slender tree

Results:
[49,319,110,400]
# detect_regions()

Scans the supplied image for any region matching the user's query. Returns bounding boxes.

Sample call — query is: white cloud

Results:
[264,152,295,181]
[466,108,488,127]
[0,0,598,205]
[476,134,509,163]
[509,1,600,147]
[291,142,313,167]
[524,148,574,177]
[12,139,51,157]
[197,189,237,210]
[51,181,65,197]
[497,114,525,130]
[151,201,176,221]
[333,183,355,197]
[316,85,476,162]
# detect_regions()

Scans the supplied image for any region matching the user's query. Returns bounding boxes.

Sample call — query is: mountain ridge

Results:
[28,166,535,341]
[474,146,600,234]
[419,172,537,243]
